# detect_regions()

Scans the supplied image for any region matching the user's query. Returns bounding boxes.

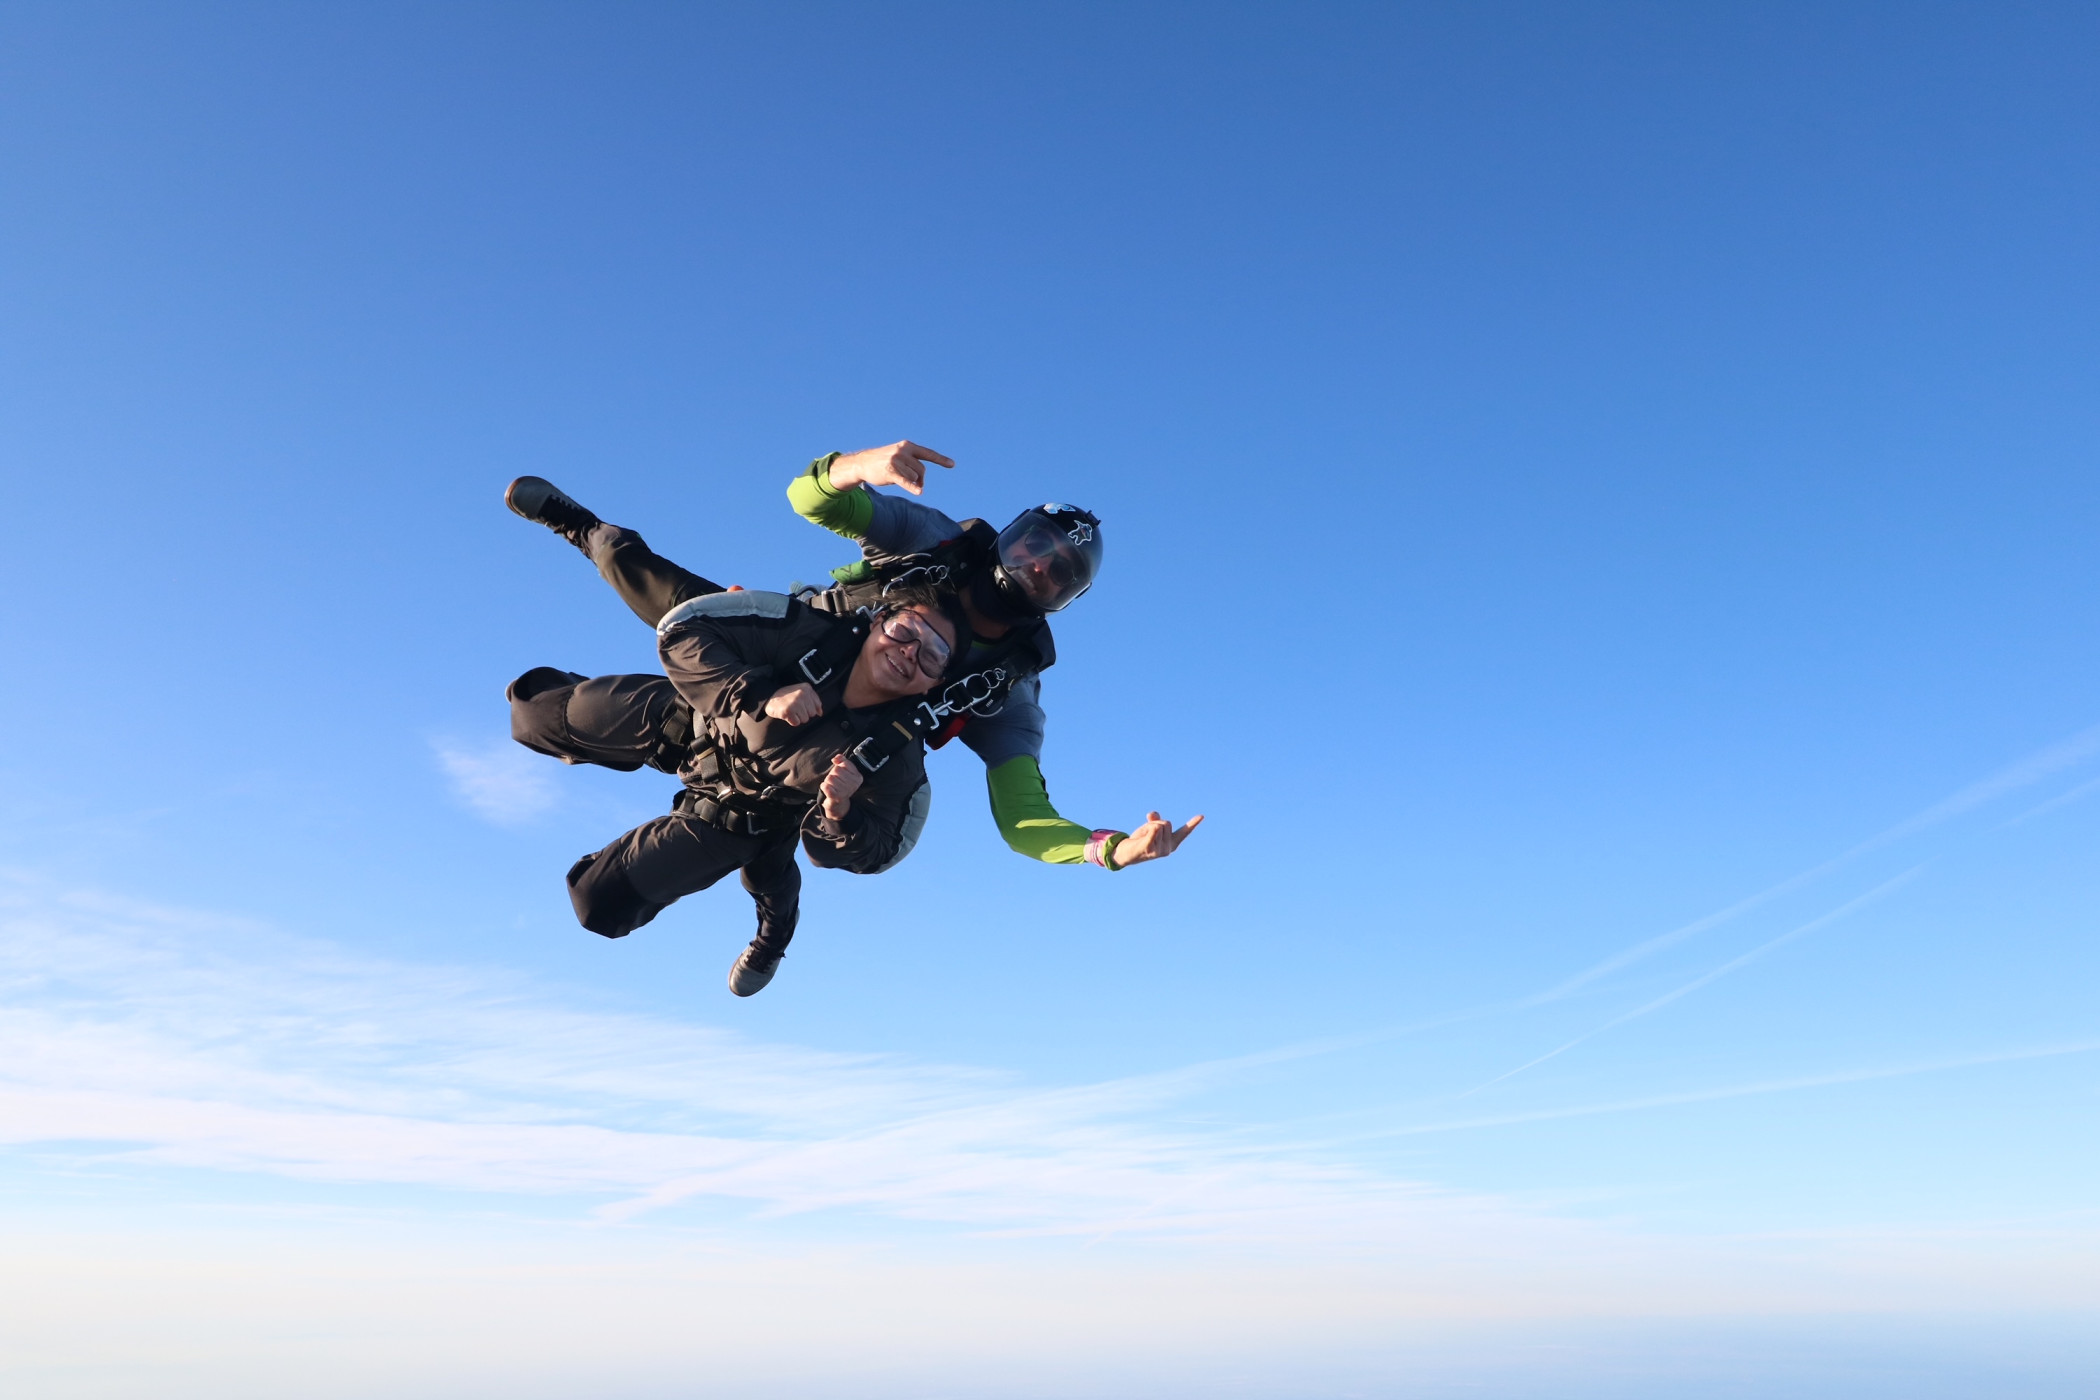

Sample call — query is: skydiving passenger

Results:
[505,440,1204,876]
[508,584,965,996]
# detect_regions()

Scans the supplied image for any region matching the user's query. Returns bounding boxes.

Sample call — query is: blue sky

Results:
[2,3,2098,1395]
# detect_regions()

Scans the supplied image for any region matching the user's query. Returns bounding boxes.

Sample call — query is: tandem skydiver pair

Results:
[503,440,1204,996]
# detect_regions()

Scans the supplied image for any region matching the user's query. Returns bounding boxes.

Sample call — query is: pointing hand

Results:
[826,440,956,496]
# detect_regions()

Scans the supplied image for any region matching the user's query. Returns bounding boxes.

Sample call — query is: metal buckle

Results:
[797,648,833,685]
[940,667,1007,717]
[849,737,890,773]
[880,562,950,594]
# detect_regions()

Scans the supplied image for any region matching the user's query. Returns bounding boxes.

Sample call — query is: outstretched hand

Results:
[763,683,824,726]
[827,440,955,496]
[820,753,864,821]
[1113,811,1205,868]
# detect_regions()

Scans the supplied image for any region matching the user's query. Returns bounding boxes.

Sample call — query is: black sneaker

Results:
[728,940,785,997]
[505,476,601,547]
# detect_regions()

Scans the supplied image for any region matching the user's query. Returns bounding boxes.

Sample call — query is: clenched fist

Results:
[763,682,824,726]
[820,752,864,821]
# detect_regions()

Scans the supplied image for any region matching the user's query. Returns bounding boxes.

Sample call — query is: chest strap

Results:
[846,664,1013,774]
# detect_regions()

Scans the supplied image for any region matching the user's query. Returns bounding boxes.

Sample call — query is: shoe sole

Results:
[504,476,555,521]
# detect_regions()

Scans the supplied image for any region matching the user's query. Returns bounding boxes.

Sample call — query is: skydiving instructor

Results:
[505,440,1204,873]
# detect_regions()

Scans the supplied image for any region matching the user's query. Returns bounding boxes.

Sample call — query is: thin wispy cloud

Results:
[432,737,557,824]
[0,883,1536,1246]
[3,875,2095,1391]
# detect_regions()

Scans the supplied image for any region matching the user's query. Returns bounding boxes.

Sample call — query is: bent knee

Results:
[566,852,661,939]
[509,670,583,762]
[588,523,651,564]
[507,666,585,704]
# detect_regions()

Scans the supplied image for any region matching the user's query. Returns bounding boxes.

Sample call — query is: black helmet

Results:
[989,503,1103,614]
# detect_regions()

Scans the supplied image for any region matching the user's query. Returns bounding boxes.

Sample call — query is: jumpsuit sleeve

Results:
[654,594,795,720]
[802,758,923,873]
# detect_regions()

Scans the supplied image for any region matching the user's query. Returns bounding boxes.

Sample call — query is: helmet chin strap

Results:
[968,569,1043,629]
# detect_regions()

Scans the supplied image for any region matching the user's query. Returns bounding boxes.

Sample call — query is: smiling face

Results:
[851,603,960,704]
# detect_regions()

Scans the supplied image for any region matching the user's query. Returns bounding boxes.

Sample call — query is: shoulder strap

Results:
[844,618,1049,775]
[836,521,999,600]
[786,605,869,689]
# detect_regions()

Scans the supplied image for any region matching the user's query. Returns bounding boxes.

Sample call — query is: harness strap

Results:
[790,614,869,689]
[845,662,1019,774]
[665,603,877,831]
[665,601,1043,790]
[650,702,697,773]
[672,780,814,836]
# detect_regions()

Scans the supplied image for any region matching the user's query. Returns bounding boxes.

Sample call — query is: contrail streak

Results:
[1467,867,1925,1095]
[1358,1037,2100,1140]
[2001,771,2100,829]
[1536,720,2100,1002]
[1093,721,2100,1116]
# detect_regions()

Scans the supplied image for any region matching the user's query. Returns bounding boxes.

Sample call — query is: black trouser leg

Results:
[581,522,724,627]
[509,672,683,772]
[739,837,802,953]
[567,814,795,939]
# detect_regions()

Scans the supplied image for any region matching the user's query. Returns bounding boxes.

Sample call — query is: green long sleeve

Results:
[986,755,1124,868]
[786,453,873,541]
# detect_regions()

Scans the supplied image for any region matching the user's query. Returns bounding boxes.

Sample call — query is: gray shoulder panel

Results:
[867,777,933,875]
[864,493,966,557]
[656,589,792,638]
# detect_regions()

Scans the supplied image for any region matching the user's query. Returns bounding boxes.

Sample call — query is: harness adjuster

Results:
[797,648,833,685]
[881,562,951,593]
[676,781,811,836]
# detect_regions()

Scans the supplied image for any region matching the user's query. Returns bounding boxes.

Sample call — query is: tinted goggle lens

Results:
[1005,527,1085,601]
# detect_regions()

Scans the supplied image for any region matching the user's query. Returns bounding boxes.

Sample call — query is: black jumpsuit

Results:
[510,590,931,944]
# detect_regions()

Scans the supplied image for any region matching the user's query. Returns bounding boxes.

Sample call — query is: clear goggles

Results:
[876,609,953,678]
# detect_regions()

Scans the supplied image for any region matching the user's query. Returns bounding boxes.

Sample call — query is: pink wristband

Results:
[1084,830,1125,869]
